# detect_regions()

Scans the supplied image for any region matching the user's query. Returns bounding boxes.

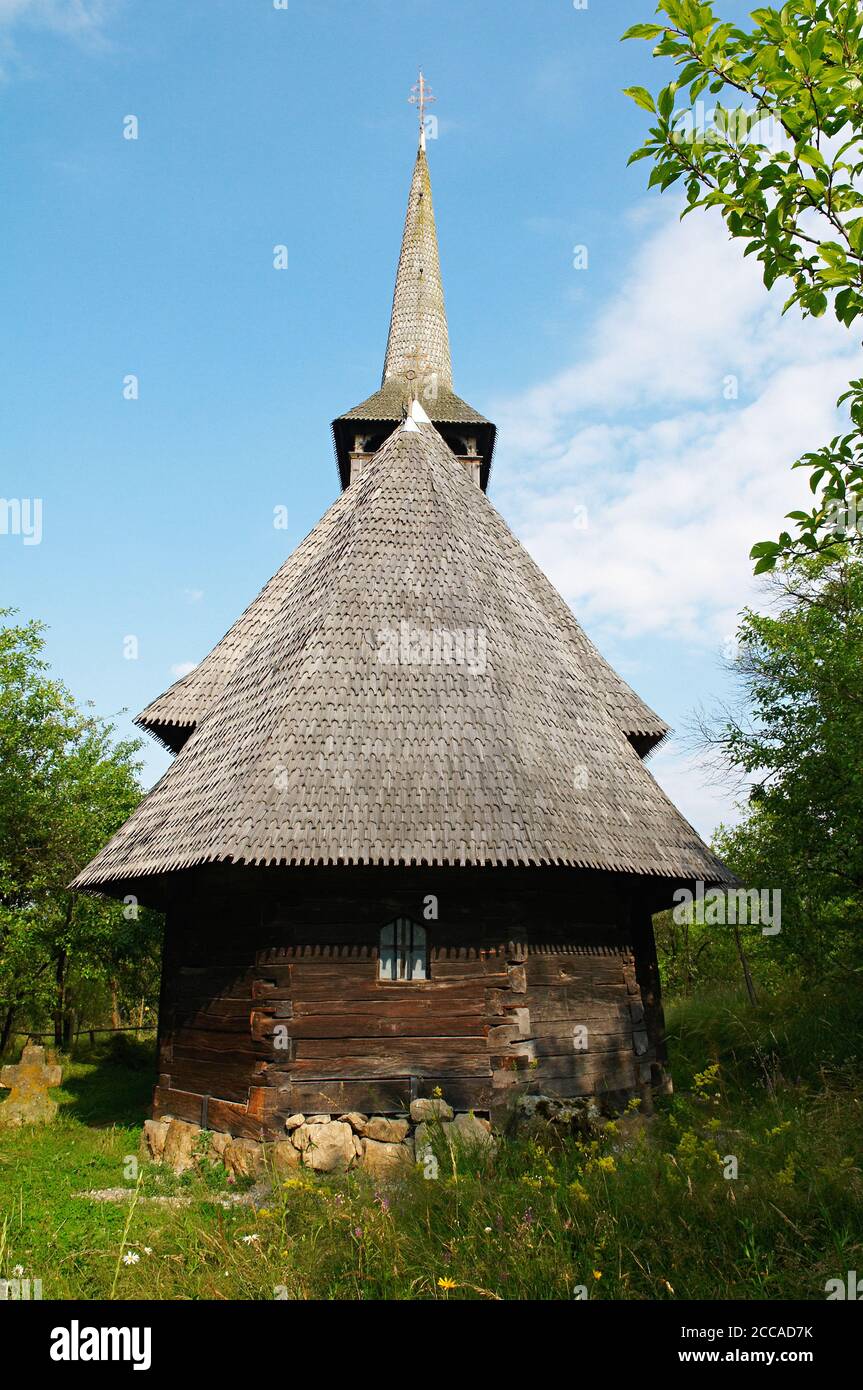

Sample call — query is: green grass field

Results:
[1,981,861,1301]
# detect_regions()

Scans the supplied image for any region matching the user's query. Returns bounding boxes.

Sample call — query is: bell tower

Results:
[332,74,495,491]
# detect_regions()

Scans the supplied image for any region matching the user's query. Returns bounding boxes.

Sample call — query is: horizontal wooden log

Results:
[166,1058,258,1103]
[171,1030,269,1062]
[293,996,486,1019]
[290,977,493,1001]
[531,1031,636,1057]
[293,1036,482,1060]
[270,1053,493,1081]
[284,1015,487,1039]
[530,1053,638,1089]
[274,1079,412,1116]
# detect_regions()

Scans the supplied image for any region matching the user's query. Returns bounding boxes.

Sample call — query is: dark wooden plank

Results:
[285,1015,487,1039]
[294,1036,483,1059]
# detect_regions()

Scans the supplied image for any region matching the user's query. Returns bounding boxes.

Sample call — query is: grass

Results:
[1,981,861,1300]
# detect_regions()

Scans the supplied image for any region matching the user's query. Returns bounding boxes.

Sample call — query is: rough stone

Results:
[306,1114,331,1125]
[363,1116,409,1143]
[361,1138,413,1176]
[141,1117,170,1162]
[209,1131,231,1159]
[338,1112,368,1133]
[0,1043,62,1128]
[292,1120,355,1173]
[449,1112,496,1150]
[410,1098,453,1123]
[413,1121,436,1164]
[161,1119,200,1174]
[511,1094,600,1137]
[284,1113,306,1132]
[223,1137,266,1179]
[270,1139,302,1174]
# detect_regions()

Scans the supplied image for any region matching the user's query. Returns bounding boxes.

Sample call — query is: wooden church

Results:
[75,98,731,1139]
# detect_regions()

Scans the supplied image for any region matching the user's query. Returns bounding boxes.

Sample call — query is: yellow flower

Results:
[568,1180,589,1203]
[437,1277,458,1291]
[592,1270,602,1280]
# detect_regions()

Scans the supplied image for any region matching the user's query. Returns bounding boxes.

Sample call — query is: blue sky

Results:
[1,0,857,838]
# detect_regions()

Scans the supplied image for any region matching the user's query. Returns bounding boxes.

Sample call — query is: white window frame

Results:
[379,917,428,981]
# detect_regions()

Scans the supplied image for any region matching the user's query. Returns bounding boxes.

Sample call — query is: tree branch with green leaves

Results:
[623,0,863,569]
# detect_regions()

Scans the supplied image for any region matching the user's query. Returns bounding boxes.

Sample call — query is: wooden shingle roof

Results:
[75,420,731,888]
[381,144,451,389]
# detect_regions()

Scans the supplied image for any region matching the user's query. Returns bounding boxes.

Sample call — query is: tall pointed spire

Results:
[331,76,496,492]
[381,77,452,390]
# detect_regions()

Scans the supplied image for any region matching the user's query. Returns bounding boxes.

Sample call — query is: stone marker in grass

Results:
[0,1042,62,1127]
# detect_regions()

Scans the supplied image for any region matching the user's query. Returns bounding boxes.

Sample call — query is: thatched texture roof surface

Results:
[381,145,451,389]
[75,421,731,887]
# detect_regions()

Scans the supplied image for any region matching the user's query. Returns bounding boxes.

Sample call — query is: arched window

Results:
[379,918,427,981]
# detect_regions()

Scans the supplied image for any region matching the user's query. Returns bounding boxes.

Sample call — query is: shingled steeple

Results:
[332,86,496,492]
[381,144,452,391]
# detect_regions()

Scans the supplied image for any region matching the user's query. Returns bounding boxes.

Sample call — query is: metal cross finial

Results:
[409,70,436,150]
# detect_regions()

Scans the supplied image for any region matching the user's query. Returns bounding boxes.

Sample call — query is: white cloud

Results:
[491,203,859,832]
[184,588,204,604]
[170,661,197,679]
[0,0,117,78]
[0,0,115,33]
[649,742,745,843]
[494,204,858,644]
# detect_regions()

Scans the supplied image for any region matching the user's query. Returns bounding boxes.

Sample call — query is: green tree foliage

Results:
[623,1,863,567]
[0,611,162,1051]
[694,555,863,982]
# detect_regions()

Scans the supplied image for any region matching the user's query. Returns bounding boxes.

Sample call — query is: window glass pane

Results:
[409,922,427,980]
[379,922,395,980]
[379,918,427,981]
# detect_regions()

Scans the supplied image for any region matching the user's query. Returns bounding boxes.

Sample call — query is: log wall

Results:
[151,866,667,1138]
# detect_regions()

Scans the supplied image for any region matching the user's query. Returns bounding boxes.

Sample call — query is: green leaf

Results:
[797,144,826,169]
[658,84,676,120]
[620,23,667,41]
[623,86,656,114]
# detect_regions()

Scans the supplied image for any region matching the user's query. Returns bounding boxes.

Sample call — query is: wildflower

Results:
[568,1180,589,1203]
[241,1234,260,1245]
[12,1265,24,1278]
[483,1226,492,1234]
[143,1248,153,1256]
[122,1251,140,1266]
[593,1270,602,1281]
[437,1277,457,1291]
[663,1279,675,1294]
[354,1227,363,1239]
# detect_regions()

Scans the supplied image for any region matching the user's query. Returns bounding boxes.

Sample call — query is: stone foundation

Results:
[143,1097,495,1177]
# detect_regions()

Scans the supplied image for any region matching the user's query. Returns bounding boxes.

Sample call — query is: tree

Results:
[623,1,863,568]
[697,554,863,977]
[0,611,162,1051]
